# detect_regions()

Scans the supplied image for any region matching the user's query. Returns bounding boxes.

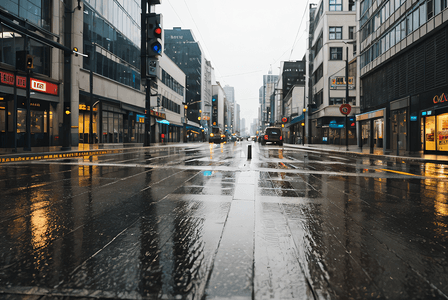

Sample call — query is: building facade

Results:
[259,73,278,132]
[308,0,360,145]
[80,0,146,146]
[164,28,203,127]
[0,0,69,152]
[154,55,186,143]
[358,0,448,154]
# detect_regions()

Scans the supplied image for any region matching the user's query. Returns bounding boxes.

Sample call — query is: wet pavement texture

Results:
[0,142,447,299]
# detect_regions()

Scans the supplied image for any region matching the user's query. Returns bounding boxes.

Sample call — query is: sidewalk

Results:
[284,143,448,165]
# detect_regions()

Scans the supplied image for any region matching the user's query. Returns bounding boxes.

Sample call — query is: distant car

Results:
[209,127,224,144]
[261,127,283,146]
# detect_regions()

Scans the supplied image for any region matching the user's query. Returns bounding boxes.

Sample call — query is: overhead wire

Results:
[180,0,225,81]
[289,0,310,60]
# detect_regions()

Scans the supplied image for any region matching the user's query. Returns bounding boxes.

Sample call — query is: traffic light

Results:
[26,55,34,69]
[349,117,356,128]
[146,13,163,57]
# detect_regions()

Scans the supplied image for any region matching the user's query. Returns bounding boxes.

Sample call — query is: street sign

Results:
[340,103,351,115]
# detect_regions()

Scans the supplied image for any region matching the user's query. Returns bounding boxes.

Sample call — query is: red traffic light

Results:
[154,27,162,36]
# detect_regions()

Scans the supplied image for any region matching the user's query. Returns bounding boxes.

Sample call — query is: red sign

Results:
[0,71,58,95]
[0,71,14,86]
[282,117,288,123]
[17,76,27,88]
[340,103,352,115]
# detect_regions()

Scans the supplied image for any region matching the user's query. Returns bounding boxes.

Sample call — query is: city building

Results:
[223,85,235,136]
[79,0,146,146]
[0,0,73,152]
[259,73,278,132]
[164,27,203,138]
[358,0,448,154]
[154,55,186,143]
[211,82,226,133]
[275,60,306,124]
[308,0,359,145]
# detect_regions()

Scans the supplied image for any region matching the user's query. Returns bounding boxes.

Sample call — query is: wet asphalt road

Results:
[0,141,447,299]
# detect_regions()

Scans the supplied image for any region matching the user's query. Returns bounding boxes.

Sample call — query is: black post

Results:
[89,44,94,144]
[345,46,349,151]
[25,68,31,151]
[13,71,17,152]
[62,0,72,150]
[302,123,305,145]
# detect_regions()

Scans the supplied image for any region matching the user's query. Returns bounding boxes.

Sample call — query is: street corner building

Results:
[358,0,448,155]
[0,0,187,154]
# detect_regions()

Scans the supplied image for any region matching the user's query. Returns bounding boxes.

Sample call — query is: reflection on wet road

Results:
[0,142,447,299]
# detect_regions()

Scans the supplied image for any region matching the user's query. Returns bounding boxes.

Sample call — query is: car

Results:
[209,126,224,144]
[261,127,283,146]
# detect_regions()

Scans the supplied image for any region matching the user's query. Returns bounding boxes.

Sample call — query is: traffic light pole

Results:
[142,0,150,147]
[345,46,349,151]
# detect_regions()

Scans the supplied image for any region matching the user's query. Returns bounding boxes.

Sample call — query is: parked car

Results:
[261,127,283,146]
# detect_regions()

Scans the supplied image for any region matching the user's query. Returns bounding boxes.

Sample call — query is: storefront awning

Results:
[186,125,202,132]
[287,114,304,127]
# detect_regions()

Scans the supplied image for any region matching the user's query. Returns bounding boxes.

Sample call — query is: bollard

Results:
[247,144,252,160]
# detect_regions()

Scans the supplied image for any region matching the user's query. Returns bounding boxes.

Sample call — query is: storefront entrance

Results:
[357,108,386,154]
[422,112,448,152]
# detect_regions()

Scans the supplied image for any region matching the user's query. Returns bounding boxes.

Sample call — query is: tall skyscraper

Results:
[164,27,203,123]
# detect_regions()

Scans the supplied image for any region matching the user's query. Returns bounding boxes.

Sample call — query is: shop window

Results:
[374,118,384,148]
[0,102,5,133]
[425,116,436,151]
[437,113,448,151]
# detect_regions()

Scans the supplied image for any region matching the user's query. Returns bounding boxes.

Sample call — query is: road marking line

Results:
[379,169,417,176]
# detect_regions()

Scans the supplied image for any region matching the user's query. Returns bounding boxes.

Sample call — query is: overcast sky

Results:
[155,0,310,129]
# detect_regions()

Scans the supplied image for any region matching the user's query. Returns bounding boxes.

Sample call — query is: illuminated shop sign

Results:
[0,71,58,95]
[150,109,166,119]
[433,93,447,104]
[136,114,145,123]
[79,104,98,111]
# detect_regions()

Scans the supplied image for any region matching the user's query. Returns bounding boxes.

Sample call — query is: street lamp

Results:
[301,122,305,146]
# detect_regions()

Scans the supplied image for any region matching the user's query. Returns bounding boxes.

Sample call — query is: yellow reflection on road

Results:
[379,169,417,176]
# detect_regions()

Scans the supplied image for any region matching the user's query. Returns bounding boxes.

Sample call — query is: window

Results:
[330,98,344,105]
[329,0,342,11]
[349,26,355,39]
[329,27,342,39]
[330,47,343,60]
[361,0,371,15]
[407,13,413,34]
[413,8,420,31]
[420,3,427,25]
[349,0,356,11]
[427,0,434,19]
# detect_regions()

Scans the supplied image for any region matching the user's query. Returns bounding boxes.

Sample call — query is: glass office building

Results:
[80,0,146,145]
